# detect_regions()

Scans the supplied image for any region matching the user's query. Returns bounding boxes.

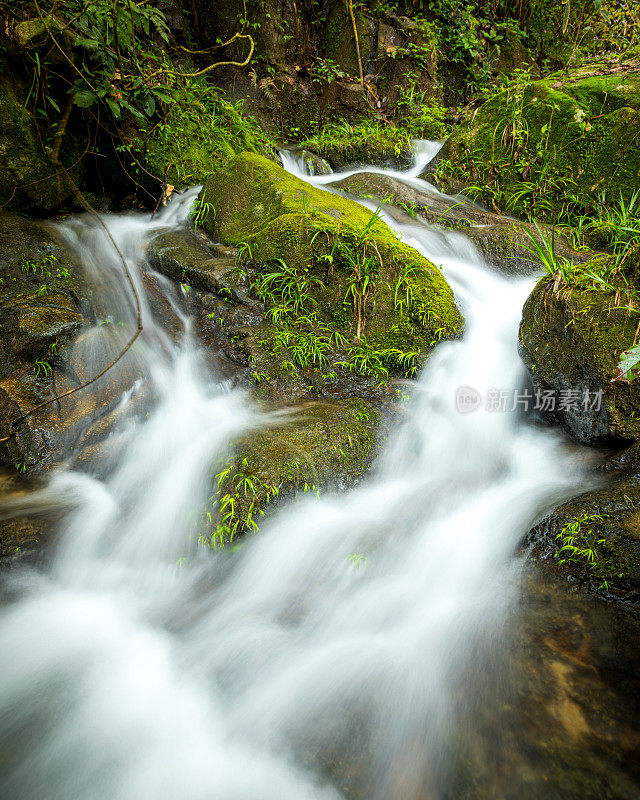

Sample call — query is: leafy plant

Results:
[255,258,322,313]
[555,513,610,575]
[191,199,214,230]
[520,222,572,284]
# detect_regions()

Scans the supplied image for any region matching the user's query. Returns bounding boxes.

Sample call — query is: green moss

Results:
[442,68,640,220]
[141,81,274,188]
[199,398,381,546]
[519,276,640,442]
[322,4,373,78]
[200,152,463,355]
[300,121,413,169]
[0,71,69,213]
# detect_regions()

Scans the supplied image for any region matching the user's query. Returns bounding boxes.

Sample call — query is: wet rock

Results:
[200,398,384,545]
[0,212,92,470]
[140,271,185,343]
[526,443,640,603]
[333,171,588,274]
[146,228,249,301]
[519,278,640,444]
[279,147,332,176]
[480,568,640,798]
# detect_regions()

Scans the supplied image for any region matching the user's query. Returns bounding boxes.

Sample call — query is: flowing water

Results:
[0,144,608,799]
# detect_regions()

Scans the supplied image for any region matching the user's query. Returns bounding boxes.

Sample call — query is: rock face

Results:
[441,62,640,214]
[0,75,78,214]
[0,212,92,470]
[527,444,640,603]
[199,152,463,357]
[519,278,640,444]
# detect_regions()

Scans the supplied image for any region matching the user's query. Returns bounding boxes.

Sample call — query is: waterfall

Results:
[0,145,586,799]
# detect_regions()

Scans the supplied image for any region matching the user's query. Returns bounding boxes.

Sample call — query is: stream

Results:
[0,144,638,800]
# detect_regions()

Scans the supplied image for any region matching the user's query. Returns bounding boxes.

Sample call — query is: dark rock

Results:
[146,228,248,301]
[0,212,92,470]
[527,443,640,603]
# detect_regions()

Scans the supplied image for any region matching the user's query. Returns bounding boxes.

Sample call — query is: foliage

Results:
[616,342,640,382]
[395,81,449,140]
[199,458,280,548]
[141,80,273,188]
[311,58,349,84]
[300,119,413,166]
[3,0,264,201]
[520,223,572,283]
[555,512,615,588]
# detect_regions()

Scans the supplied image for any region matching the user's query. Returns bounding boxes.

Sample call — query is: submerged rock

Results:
[519,277,640,444]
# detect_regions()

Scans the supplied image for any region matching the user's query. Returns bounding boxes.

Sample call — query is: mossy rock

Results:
[0,211,89,363]
[441,64,640,216]
[519,276,640,444]
[323,4,375,79]
[0,212,94,471]
[0,70,80,213]
[299,124,412,169]
[527,443,640,602]
[139,83,273,189]
[146,229,248,299]
[199,152,462,357]
[333,170,589,274]
[202,398,383,545]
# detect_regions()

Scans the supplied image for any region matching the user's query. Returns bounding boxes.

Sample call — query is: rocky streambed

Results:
[0,142,639,799]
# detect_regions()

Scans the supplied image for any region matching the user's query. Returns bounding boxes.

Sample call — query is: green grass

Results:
[300,119,414,166]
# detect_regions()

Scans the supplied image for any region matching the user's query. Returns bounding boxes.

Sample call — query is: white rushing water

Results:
[0,144,587,799]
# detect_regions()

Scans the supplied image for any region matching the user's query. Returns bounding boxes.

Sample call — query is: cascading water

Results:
[0,143,589,799]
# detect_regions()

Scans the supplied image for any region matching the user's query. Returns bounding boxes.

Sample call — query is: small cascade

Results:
[0,145,589,800]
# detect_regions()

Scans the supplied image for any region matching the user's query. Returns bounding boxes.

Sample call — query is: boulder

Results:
[199,398,383,545]
[519,276,640,444]
[527,443,640,603]
[299,123,413,169]
[333,170,588,274]
[146,228,249,300]
[199,152,463,358]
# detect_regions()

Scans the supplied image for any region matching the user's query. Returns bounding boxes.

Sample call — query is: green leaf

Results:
[73,90,98,108]
[141,93,156,117]
[616,343,640,380]
[105,97,121,118]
